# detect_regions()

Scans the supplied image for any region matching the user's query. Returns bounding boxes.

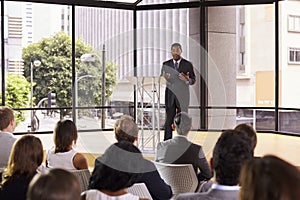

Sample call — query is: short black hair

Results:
[89,141,143,192]
[213,130,253,185]
[171,43,182,51]
[173,112,192,135]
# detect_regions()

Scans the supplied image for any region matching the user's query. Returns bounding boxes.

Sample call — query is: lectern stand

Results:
[127,76,165,153]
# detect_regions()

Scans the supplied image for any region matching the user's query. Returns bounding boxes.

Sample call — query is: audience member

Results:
[0,106,17,168]
[234,123,257,150]
[0,135,43,200]
[82,141,148,200]
[46,120,88,170]
[239,155,300,200]
[156,112,212,181]
[114,115,173,200]
[27,168,81,200]
[176,130,253,200]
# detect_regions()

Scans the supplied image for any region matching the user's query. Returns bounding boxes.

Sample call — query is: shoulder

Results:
[176,192,208,200]
[0,132,16,142]
[163,59,173,65]
[181,58,193,65]
[157,139,175,149]
[73,152,88,170]
[191,142,202,150]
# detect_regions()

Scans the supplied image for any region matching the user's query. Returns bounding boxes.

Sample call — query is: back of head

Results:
[114,115,138,143]
[173,112,192,136]
[0,106,14,131]
[213,130,253,186]
[240,155,300,200]
[2,135,43,185]
[89,141,143,192]
[54,120,78,153]
[27,168,81,200]
[234,123,257,149]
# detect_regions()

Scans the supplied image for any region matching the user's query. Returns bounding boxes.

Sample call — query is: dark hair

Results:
[213,130,253,186]
[234,123,257,149]
[171,43,182,51]
[1,135,43,186]
[54,120,78,153]
[114,115,138,143]
[173,112,192,135]
[0,106,14,130]
[89,141,143,192]
[27,168,81,200]
[240,155,300,200]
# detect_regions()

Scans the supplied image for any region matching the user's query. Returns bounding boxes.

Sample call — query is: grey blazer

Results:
[0,132,16,168]
[156,136,212,180]
[176,188,239,200]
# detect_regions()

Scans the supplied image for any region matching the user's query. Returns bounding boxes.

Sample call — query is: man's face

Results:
[171,46,182,61]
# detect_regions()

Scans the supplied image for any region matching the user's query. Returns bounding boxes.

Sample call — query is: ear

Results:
[134,136,138,142]
[210,157,214,171]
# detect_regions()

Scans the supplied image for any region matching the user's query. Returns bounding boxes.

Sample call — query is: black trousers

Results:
[164,89,188,140]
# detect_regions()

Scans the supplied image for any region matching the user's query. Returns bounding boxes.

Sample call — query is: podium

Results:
[127,76,166,153]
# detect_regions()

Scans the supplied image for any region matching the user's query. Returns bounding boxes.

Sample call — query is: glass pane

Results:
[4,2,72,133]
[75,7,134,130]
[207,4,275,130]
[136,8,203,130]
[279,0,300,134]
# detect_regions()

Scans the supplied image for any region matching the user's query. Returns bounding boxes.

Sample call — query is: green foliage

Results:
[22,31,117,109]
[5,74,31,124]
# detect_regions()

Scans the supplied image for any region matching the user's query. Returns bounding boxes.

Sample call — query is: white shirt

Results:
[211,183,240,191]
[46,146,77,170]
[83,189,140,200]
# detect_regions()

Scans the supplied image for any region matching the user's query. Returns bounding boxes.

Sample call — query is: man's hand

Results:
[163,72,171,80]
[178,72,189,82]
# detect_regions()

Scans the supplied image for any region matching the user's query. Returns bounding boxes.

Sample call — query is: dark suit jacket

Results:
[137,159,173,200]
[0,175,34,200]
[156,136,212,180]
[176,188,239,200]
[161,58,196,108]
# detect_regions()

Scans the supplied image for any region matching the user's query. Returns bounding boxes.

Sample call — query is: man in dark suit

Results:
[155,112,212,182]
[161,43,196,140]
[176,130,254,200]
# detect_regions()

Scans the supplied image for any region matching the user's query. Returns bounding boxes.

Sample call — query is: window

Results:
[288,15,300,32]
[289,48,300,64]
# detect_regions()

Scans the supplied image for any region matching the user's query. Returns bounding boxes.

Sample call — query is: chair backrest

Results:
[127,183,153,200]
[70,169,91,192]
[153,162,198,195]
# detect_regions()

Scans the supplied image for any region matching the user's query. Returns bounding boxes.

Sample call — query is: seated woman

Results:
[239,155,300,200]
[46,120,88,170]
[0,135,43,200]
[27,168,81,200]
[82,141,149,200]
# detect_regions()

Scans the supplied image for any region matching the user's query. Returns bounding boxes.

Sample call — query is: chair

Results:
[127,183,153,200]
[70,169,91,192]
[153,162,198,195]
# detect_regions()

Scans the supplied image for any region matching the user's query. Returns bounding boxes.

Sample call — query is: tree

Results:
[22,32,117,113]
[5,74,31,124]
